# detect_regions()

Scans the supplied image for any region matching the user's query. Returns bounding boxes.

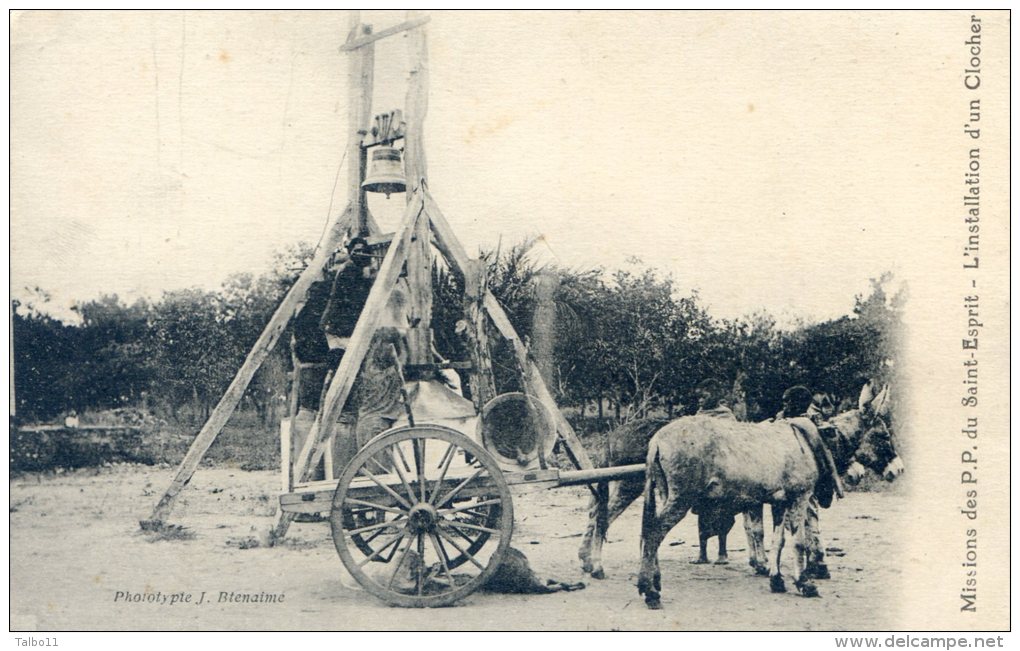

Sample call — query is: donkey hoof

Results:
[808,563,831,580]
[637,576,653,596]
[690,558,710,565]
[770,575,787,593]
[714,557,730,565]
[591,568,605,580]
[753,565,770,577]
[796,580,820,598]
[645,595,663,610]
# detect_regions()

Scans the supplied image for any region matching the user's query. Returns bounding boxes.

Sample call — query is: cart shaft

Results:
[556,464,646,486]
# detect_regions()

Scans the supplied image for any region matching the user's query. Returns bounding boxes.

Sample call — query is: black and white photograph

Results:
[8,10,1010,635]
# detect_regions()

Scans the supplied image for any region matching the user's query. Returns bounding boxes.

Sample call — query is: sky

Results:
[10,11,962,324]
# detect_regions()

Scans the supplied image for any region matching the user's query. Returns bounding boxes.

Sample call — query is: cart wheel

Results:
[330,425,514,608]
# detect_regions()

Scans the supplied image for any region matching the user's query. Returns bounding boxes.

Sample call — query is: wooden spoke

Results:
[347,517,408,537]
[439,498,502,516]
[434,466,486,509]
[414,438,427,502]
[428,531,456,587]
[357,466,414,510]
[443,520,500,536]
[344,497,405,515]
[448,523,477,546]
[366,455,391,475]
[386,535,415,590]
[356,531,405,568]
[435,442,455,469]
[437,527,485,571]
[388,447,420,506]
[452,508,490,521]
[428,442,457,506]
[361,526,388,546]
[416,534,426,596]
[394,442,413,474]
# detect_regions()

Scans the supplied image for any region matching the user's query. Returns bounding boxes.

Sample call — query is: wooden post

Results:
[271,192,424,542]
[141,205,355,529]
[280,419,291,493]
[283,348,302,492]
[531,271,558,388]
[345,14,374,236]
[403,13,432,368]
[463,259,496,410]
[9,309,15,418]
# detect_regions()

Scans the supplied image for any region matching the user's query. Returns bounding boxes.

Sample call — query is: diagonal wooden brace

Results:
[270,191,425,542]
[142,204,356,530]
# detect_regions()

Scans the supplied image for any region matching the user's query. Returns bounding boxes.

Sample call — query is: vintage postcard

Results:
[8,10,1010,635]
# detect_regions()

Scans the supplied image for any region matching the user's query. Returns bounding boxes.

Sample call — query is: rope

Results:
[315,147,349,254]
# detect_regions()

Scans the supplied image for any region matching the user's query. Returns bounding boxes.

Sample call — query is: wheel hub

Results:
[407,503,439,534]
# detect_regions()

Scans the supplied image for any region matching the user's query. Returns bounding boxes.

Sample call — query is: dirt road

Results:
[10,464,909,631]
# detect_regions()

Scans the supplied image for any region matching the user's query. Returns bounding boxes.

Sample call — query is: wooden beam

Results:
[344,17,374,237]
[483,293,595,471]
[403,11,432,367]
[425,191,471,275]
[271,192,425,542]
[463,259,496,410]
[425,193,498,408]
[142,204,356,529]
[283,347,302,492]
[280,419,292,493]
[338,15,430,52]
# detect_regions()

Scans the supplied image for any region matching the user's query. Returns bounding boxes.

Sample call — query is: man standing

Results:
[320,237,376,356]
[694,378,736,420]
[777,384,840,580]
[339,283,411,470]
[692,378,737,564]
[289,237,380,480]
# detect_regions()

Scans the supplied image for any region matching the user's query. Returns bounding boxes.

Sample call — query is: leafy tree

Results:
[146,288,228,420]
[12,298,79,420]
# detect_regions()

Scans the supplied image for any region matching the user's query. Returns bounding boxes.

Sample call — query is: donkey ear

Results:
[858,382,875,412]
[872,385,891,418]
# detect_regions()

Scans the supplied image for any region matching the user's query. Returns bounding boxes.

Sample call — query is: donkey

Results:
[743,387,905,577]
[636,409,901,609]
[578,418,667,579]
[579,385,902,580]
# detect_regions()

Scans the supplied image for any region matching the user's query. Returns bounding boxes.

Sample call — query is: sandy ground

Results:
[10,463,910,631]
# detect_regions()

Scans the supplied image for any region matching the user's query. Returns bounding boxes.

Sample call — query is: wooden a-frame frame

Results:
[142,12,594,542]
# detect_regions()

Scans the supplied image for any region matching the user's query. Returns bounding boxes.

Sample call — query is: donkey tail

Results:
[640,442,668,555]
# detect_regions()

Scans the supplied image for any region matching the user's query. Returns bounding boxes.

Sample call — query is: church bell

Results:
[362,147,407,197]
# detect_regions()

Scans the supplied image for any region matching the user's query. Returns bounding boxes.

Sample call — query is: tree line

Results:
[11,240,904,429]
